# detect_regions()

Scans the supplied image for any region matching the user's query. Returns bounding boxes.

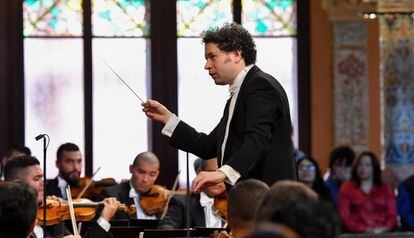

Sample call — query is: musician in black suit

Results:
[100,151,162,219]
[158,159,226,229]
[143,23,296,192]
[4,156,118,238]
[46,143,82,199]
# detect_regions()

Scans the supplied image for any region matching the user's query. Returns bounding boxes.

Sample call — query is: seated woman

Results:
[296,156,331,201]
[338,151,397,233]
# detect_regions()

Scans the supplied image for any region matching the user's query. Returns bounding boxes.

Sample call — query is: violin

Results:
[70,177,117,198]
[213,191,228,222]
[139,185,171,215]
[37,198,135,226]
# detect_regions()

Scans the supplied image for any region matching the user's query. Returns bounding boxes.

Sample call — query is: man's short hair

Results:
[4,156,40,181]
[56,142,80,161]
[201,23,257,65]
[228,179,269,227]
[132,151,159,167]
[4,145,32,158]
[0,182,38,238]
[256,181,340,238]
[329,146,355,169]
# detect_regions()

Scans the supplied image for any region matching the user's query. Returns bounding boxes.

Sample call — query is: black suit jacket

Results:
[100,181,136,219]
[100,181,162,220]
[46,177,63,198]
[158,193,206,229]
[170,66,296,186]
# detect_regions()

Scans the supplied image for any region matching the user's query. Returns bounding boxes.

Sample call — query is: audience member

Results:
[296,156,331,201]
[397,173,414,231]
[325,146,355,205]
[338,151,396,233]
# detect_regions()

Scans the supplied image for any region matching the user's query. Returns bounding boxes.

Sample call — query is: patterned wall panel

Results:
[333,21,368,152]
[380,14,414,181]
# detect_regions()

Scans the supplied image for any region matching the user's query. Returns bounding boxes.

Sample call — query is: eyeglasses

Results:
[298,164,316,171]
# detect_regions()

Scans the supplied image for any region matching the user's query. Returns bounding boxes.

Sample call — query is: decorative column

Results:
[380,12,414,181]
[328,0,374,151]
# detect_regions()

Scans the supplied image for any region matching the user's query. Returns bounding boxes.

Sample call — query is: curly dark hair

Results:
[201,23,257,65]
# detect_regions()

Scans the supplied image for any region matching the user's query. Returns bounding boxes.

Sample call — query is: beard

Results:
[60,171,80,186]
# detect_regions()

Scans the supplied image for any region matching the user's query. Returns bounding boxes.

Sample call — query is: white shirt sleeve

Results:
[218,165,241,185]
[97,216,111,232]
[161,114,180,137]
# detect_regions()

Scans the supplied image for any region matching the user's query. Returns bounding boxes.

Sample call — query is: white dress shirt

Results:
[57,176,68,199]
[162,65,254,185]
[199,192,223,228]
[129,182,157,220]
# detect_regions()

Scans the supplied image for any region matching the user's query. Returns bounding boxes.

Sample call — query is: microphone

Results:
[35,134,45,141]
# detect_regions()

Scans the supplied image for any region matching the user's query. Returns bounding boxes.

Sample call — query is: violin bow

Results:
[66,186,80,236]
[161,171,181,219]
[76,167,101,199]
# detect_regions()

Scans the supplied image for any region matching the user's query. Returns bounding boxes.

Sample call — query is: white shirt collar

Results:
[57,176,67,188]
[229,64,254,96]
[129,181,139,198]
[199,192,214,207]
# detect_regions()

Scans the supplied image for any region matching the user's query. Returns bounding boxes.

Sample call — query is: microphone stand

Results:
[35,134,48,232]
[185,152,190,238]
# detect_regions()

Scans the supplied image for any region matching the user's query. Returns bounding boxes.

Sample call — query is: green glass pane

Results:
[23,0,83,37]
[177,0,233,37]
[242,0,296,36]
[93,0,149,37]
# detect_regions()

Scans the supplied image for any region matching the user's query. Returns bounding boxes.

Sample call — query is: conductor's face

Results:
[130,160,159,194]
[204,43,241,85]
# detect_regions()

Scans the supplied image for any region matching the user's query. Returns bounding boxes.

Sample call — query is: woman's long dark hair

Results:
[296,156,331,201]
[351,151,382,187]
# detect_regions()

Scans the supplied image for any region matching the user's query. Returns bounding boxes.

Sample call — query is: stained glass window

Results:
[93,0,149,37]
[242,0,296,36]
[177,0,233,37]
[23,0,83,37]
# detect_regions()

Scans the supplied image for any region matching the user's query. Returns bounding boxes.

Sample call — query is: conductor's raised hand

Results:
[142,99,173,124]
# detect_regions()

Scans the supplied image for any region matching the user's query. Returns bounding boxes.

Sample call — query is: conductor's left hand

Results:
[192,171,227,194]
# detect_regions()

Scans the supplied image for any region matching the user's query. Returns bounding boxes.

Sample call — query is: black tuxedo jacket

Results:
[100,181,162,220]
[100,181,136,219]
[170,66,296,186]
[158,193,206,229]
[46,177,63,197]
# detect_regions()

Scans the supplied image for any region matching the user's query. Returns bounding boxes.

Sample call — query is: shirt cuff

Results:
[161,114,180,137]
[219,165,241,186]
[97,216,111,232]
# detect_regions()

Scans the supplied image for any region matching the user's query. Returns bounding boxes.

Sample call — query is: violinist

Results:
[100,151,161,219]
[159,158,226,229]
[4,155,118,238]
[0,144,32,179]
[46,143,82,200]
